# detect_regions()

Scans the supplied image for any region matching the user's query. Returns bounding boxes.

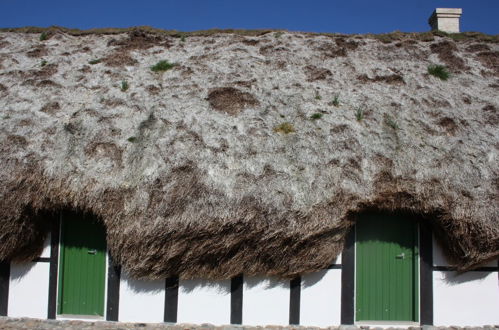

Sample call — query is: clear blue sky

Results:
[1,0,498,34]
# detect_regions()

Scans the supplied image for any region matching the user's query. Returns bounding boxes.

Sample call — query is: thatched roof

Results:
[0,28,498,279]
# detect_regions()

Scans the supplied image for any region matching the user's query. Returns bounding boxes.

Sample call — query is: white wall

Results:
[118,272,165,323]
[433,271,499,326]
[7,234,51,319]
[8,262,50,318]
[300,269,342,327]
[177,279,231,325]
[243,276,289,326]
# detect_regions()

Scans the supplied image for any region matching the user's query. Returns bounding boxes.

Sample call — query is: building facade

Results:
[1,211,498,327]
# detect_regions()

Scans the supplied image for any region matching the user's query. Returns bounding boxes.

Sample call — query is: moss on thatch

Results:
[0,29,497,280]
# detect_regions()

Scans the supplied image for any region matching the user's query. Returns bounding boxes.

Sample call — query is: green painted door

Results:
[355,213,418,322]
[58,213,106,316]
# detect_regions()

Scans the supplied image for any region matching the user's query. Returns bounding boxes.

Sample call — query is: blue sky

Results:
[1,0,498,34]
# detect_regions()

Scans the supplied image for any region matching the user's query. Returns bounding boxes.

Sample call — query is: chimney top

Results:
[429,8,463,33]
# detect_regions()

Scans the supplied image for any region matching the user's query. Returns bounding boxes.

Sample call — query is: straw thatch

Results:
[0,28,497,279]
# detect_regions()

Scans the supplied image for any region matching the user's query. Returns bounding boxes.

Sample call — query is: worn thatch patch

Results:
[107,30,171,50]
[103,30,170,68]
[22,79,61,88]
[357,74,405,85]
[32,63,58,79]
[234,79,257,88]
[430,41,467,72]
[304,65,332,82]
[207,87,259,115]
[84,142,123,167]
[101,97,126,107]
[241,38,259,46]
[475,51,499,75]
[5,135,28,148]
[259,45,288,56]
[482,104,498,125]
[102,53,138,67]
[436,117,458,135]
[466,44,490,53]
[39,102,60,115]
[0,30,498,280]
[26,46,48,58]
[335,37,359,50]
[315,42,348,58]
[146,84,160,95]
[0,40,10,49]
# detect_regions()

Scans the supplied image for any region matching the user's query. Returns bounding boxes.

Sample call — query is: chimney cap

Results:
[433,8,462,15]
[429,8,463,33]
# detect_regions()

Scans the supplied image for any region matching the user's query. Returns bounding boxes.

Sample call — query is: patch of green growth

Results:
[385,115,399,130]
[151,60,176,72]
[89,58,102,65]
[274,31,283,39]
[274,122,295,134]
[41,60,47,67]
[432,30,465,41]
[314,91,321,100]
[127,136,137,143]
[373,33,396,44]
[180,34,186,42]
[39,32,48,41]
[428,64,450,81]
[355,107,364,122]
[279,114,285,118]
[329,94,340,107]
[418,32,435,42]
[121,80,129,92]
[310,113,323,120]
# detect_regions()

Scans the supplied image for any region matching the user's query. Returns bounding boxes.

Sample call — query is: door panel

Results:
[355,214,418,321]
[58,213,106,316]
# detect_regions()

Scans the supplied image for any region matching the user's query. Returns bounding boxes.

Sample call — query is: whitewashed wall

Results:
[7,235,51,318]
[177,279,231,325]
[243,276,290,326]
[432,237,499,326]
[119,272,165,323]
[433,271,499,326]
[301,269,342,327]
[5,233,498,327]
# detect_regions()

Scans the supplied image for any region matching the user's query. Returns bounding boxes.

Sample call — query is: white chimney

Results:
[428,8,462,33]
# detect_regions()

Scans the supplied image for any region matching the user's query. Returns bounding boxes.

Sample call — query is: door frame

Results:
[353,214,421,325]
[55,213,109,320]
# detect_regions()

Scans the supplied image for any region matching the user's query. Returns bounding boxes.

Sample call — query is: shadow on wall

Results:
[122,271,165,295]
[244,275,291,290]
[180,278,230,294]
[441,270,492,285]
[301,269,329,288]
[9,262,37,282]
[122,271,232,295]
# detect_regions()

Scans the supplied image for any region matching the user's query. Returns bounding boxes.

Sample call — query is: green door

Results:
[58,213,106,316]
[355,213,418,322]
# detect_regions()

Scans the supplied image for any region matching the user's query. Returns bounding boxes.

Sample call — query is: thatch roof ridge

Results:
[1,25,498,42]
[0,30,497,279]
